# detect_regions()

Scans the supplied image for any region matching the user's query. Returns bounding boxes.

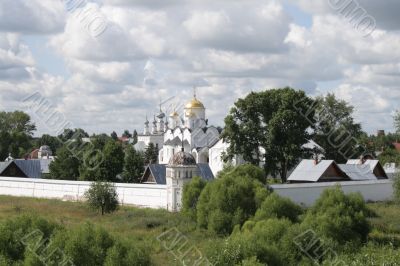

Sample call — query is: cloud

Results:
[0,0,65,34]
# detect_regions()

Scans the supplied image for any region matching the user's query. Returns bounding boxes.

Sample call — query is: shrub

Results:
[393,173,400,202]
[254,193,303,223]
[196,174,270,235]
[85,181,119,215]
[182,176,207,221]
[225,218,310,266]
[50,223,150,266]
[301,186,370,249]
[218,164,266,184]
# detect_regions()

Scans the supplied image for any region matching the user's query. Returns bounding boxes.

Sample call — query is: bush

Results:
[0,215,61,265]
[51,223,150,266]
[218,164,266,184]
[182,176,207,221]
[85,181,119,215]
[196,174,270,235]
[254,193,303,223]
[393,173,400,202]
[301,186,370,249]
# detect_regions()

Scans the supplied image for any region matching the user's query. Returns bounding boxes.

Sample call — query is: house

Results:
[141,163,214,184]
[0,160,42,178]
[288,160,350,183]
[345,159,388,180]
[393,142,400,152]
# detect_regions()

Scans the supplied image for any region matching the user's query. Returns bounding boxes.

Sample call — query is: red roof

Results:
[118,137,130,143]
[393,142,400,151]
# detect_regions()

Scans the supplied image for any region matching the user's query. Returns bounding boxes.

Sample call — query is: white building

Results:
[135,91,233,175]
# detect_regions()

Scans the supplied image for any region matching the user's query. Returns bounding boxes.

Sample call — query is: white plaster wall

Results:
[271,180,394,207]
[0,177,167,209]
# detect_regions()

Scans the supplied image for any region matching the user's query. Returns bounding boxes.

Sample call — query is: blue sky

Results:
[0,0,399,136]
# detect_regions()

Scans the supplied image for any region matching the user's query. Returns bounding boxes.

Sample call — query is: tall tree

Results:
[144,143,158,165]
[49,146,81,180]
[314,94,365,163]
[80,140,124,182]
[111,131,118,140]
[122,145,144,183]
[0,111,36,159]
[222,88,315,182]
[395,110,400,134]
[132,130,138,145]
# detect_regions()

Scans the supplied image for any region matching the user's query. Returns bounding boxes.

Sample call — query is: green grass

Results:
[1,196,400,265]
[0,195,219,265]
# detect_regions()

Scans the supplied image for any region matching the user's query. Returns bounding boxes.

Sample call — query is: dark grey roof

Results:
[146,164,167,184]
[142,163,215,184]
[197,163,215,181]
[164,136,190,147]
[0,162,12,174]
[14,160,42,178]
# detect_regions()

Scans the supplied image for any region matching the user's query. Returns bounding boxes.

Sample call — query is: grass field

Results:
[0,196,400,265]
[0,196,219,265]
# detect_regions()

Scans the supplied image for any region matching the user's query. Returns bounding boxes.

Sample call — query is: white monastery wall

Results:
[271,180,394,207]
[0,177,393,210]
[0,177,167,209]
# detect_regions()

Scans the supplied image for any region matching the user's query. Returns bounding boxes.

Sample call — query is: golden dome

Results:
[170,111,179,117]
[185,98,205,109]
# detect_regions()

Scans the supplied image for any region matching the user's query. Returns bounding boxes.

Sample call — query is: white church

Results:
[135,90,244,177]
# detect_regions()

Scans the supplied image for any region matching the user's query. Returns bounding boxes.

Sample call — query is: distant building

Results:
[288,158,389,183]
[288,160,350,183]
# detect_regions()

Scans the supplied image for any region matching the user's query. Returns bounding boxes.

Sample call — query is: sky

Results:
[0,0,399,136]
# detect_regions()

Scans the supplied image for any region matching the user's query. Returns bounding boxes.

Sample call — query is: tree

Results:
[314,94,365,163]
[132,130,138,145]
[0,111,36,159]
[85,181,119,215]
[111,131,118,140]
[144,143,158,165]
[79,140,124,182]
[122,145,144,183]
[122,130,132,138]
[197,172,270,235]
[222,88,315,182]
[182,176,207,221]
[301,186,370,249]
[254,193,303,223]
[49,146,81,180]
[395,110,400,134]
[393,173,400,203]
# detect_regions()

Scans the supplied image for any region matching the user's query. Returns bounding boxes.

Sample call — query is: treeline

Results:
[0,111,158,182]
[49,132,158,182]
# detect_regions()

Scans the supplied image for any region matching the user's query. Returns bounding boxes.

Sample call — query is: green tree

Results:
[378,148,400,166]
[395,110,400,134]
[49,146,81,180]
[122,130,132,138]
[111,131,118,140]
[222,88,315,181]
[122,145,144,183]
[80,140,124,182]
[301,186,370,250]
[85,181,119,215]
[0,111,36,159]
[254,193,303,223]
[197,173,270,235]
[314,94,365,163]
[182,176,207,221]
[393,173,400,203]
[144,143,158,165]
[132,130,138,145]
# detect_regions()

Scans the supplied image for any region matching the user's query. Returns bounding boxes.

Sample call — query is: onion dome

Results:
[185,98,205,109]
[168,150,196,166]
